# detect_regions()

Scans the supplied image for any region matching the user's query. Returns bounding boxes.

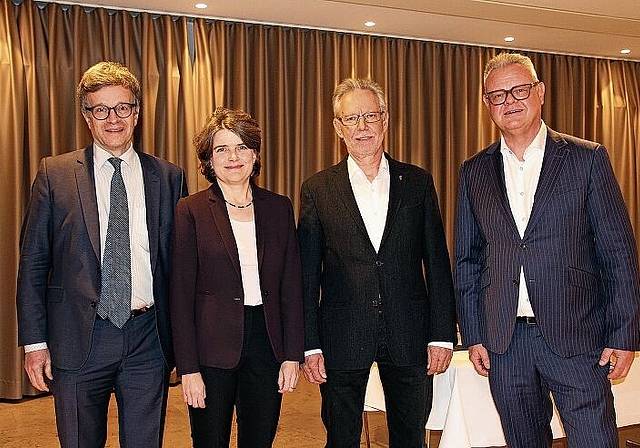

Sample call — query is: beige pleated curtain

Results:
[1,0,639,398]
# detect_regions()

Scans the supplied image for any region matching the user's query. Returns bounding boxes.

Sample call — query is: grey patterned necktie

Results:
[97,157,132,328]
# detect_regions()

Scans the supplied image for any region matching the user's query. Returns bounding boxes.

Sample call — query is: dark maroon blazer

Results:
[170,180,304,375]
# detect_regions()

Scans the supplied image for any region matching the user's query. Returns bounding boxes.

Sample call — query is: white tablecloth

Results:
[364,350,640,448]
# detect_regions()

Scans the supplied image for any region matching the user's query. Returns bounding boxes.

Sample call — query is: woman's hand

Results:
[278,361,300,393]
[181,372,207,408]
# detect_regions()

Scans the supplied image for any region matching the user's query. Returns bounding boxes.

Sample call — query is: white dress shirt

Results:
[500,121,547,317]
[94,144,154,311]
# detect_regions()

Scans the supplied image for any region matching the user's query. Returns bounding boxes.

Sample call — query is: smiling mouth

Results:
[504,108,523,116]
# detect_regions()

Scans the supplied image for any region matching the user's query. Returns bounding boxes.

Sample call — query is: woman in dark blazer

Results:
[170,107,304,447]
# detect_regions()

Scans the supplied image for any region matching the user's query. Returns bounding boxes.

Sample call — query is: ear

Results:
[482,94,490,109]
[333,118,344,139]
[536,81,546,106]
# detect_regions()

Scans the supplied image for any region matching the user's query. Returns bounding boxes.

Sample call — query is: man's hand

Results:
[302,353,327,384]
[599,348,636,380]
[427,345,453,375]
[278,361,300,393]
[181,372,206,408]
[24,349,53,392]
[468,344,491,376]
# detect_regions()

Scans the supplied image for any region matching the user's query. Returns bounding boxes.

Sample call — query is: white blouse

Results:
[229,218,263,306]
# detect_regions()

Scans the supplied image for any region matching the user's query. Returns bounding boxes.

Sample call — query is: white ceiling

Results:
[45,0,640,61]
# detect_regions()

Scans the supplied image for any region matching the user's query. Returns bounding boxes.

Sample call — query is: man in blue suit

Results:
[17,61,188,447]
[455,52,640,447]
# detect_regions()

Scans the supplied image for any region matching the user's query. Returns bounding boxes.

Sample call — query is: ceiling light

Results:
[195,3,207,9]
[504,36,515,43]
[364,21,376,27]
[620,49,631,55]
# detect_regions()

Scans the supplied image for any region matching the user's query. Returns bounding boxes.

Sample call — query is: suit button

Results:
[375,261,383,267]
[89,300,97,308]
[263,291,270,297]
[512,279,519,285]
[520,243,526,248]
[372,300,379,307]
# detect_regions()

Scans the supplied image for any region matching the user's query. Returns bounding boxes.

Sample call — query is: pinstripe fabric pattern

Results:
[455,129,640,357]
[455,128,640,446]
[488,322,618,447]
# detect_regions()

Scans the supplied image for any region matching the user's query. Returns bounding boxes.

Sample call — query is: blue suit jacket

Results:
[17,145,188,369]
[455,128,640,357]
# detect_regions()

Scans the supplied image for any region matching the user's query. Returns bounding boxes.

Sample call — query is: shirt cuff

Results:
[428,341,454,350]
[24,342,48,353]
[304,348,323,358]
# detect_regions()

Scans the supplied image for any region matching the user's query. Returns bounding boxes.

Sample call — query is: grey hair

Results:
[332,78,387,116]
[483,53,539,87]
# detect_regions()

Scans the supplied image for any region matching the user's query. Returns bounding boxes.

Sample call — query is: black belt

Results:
[516,316,537,325]
[97,305,153,321]
[130,305,153,318]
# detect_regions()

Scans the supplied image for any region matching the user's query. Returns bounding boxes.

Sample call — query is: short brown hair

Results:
[77,61,141,107]
[194,107,262,183]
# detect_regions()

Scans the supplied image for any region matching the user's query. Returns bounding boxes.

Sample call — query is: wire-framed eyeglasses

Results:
[484,82,541,106]
[83,102,138,120]
[335,111,384,126]
[213,144,253,157]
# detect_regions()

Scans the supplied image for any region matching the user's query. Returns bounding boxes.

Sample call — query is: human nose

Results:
[356,115,368,129]
[227,147,240,159]
[105,108,119,122]
[504,89,518,105]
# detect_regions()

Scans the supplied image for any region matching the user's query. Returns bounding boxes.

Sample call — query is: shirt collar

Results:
[347,154,389,182]
[500,120,547,159]
[93,143,135,169]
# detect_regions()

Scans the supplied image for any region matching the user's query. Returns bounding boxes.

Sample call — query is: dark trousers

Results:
[189,305,282,448]
[320,342,430,448]
[50,309,170,448]
[488,321,618,448]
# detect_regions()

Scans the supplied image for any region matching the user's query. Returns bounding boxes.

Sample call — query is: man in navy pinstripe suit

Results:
[455,52,640,447]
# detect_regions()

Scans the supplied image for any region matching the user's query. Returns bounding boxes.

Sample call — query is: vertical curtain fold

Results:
[1,0,639,398]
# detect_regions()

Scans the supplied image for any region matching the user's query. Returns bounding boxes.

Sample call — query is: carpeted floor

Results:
[1,377,638,447]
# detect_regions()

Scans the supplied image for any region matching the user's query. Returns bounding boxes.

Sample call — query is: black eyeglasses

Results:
[83,102,138,120]
[336,111,384,126]
[484,82,541,106]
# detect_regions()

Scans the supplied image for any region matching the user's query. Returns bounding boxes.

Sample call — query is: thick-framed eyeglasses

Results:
[484,82,541,106]
[83,102,138,120]
[336,111,384,126]
[213,144,253,156]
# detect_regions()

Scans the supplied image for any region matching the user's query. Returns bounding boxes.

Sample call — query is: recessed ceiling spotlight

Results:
[364,21,376,27]
[620,48,631,55]
[195,3,208,9]
[504,36,515,43]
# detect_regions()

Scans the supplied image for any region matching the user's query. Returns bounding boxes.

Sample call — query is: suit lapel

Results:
[140,153,161,272]
[76,146,101,261]
[208,182,243,281]
[252,185,266,270]
[380,155,405,248]
[486,143,521,237]
[333,159,369,237]
[525,130,569,236]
